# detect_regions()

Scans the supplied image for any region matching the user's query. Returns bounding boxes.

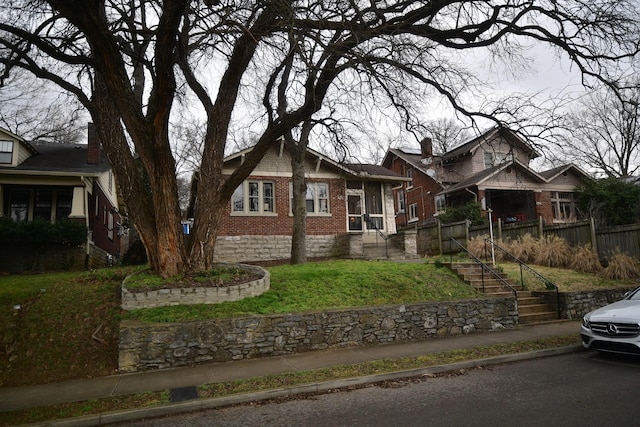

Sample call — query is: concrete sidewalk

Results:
[0,320,581,417]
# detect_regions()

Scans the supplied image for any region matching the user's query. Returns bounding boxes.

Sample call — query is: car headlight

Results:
[582,316,590,328]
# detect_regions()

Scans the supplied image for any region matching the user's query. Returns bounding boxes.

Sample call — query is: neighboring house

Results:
[208,140,412,263]
[382,126,590,227]
[0,124,121,270]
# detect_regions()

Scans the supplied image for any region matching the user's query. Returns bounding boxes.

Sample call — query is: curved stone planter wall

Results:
[119,297,517,373]
[121,263,269,310]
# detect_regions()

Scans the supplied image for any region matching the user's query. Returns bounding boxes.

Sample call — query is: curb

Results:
[26,345,584,427]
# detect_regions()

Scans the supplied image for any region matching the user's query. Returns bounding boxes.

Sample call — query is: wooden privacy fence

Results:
[415,217,640,261]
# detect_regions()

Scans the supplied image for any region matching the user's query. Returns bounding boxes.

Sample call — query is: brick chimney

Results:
[420,137,433,159]
[87,122,100,165]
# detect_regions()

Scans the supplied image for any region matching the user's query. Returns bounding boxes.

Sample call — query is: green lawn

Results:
[123,260,480,322]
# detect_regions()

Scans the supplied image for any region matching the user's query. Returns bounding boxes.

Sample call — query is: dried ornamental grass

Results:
[533,235,572,268]
[601,251,640,280]
[466,235,489,260]
[570,244,603,273]
[509,233,538,264]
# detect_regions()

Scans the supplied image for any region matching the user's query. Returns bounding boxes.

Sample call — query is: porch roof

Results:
[438,159,546,195]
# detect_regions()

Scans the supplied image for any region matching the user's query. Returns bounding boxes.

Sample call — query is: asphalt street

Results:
[118,351,640,427]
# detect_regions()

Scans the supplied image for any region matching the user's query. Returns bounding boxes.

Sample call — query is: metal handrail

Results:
[365,215,388,258]
[483,238,561,319]
[450,238,518,300]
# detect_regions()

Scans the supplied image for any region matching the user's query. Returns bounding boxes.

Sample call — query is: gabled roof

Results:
[8,141,110,175]
[441,126,539,162]
[344,163,407,181]
[440,158,546,195]
[382,147,433,175]
[225,140,408,182]
[539,163,591,181]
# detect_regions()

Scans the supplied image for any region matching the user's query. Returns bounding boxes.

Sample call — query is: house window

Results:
[0,140,13,164]
[290,182,330,215]
[56,191,73,220]
[484,151,512,169]
[4,188,73,222]
[306,182,329,214]
[8,190,29,222]
[406,168,413,188]
[435,194,446,214]
[108,211,114,240]
[232,181,275,214]
[409,203,418,222]
[397,190,405,213]
[551,191,576,223]
[33,190,52,220]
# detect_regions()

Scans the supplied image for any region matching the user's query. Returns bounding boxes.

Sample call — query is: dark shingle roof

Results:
[13,142,110,174]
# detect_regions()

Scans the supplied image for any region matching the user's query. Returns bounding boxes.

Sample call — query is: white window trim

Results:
[408,203,418,223]
[0,140,13,165]
[406,168,414,189]
[289,182,331,216]
[231,180,277,216]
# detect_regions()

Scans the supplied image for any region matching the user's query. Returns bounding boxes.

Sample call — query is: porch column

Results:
[69,186,86,219]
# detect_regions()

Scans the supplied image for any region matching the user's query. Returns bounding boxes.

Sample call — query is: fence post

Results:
[538,216,544,238]
[497,218,502,241]
[590,217,597,253]
[437,220,443,255]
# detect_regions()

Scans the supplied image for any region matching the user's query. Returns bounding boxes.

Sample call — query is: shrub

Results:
[601,251,640,280]
[533,235,571,268]
[570,244,603,273]
[0,217,87,246]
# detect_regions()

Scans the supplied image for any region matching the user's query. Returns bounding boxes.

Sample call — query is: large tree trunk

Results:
[91,74,188,277]
[287,122,313,264]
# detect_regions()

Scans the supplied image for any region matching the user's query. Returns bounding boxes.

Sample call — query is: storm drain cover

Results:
[170,386,199,402]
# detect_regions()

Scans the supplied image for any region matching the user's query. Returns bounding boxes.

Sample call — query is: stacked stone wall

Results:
[212,235,337,263]
[121,264,270,310]
[534,288,636,320]
[119,297,517,372]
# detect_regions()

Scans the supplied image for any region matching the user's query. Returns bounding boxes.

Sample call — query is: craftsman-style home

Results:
[205,140,415,263]
[0,124,121,270]
[382,126,590,228]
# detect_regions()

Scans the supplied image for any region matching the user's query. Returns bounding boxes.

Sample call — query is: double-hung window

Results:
[290,182,330,215]
[232,181,275,214]
[409,203,418,222]
[397,190,406,214]
[0,140,13,164]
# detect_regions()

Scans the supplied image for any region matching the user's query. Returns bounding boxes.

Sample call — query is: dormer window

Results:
[0,140,13,164]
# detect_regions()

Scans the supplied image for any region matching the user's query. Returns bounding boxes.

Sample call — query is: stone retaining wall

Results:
[213,235,339,263]
[121,264,270,310]
[534,287,636,320]
[118,297,517,373]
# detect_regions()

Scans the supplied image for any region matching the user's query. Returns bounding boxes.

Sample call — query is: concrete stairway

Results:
[446,262,558,324]
[361,232,421,261]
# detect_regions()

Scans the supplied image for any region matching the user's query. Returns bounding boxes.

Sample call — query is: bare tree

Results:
[558,82,640,177]
[1,0,639,277]
[424,118,471,154]
[0,74,85,143]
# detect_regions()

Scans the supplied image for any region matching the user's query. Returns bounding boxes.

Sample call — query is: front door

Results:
[347,192,363,232]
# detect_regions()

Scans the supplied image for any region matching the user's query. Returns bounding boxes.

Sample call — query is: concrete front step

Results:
[445,262,559,325]
[519,311,558,324]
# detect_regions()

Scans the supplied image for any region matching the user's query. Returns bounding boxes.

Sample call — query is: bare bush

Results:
[570,244,603,273]
[601,251,640,280]
[533,235,572,268]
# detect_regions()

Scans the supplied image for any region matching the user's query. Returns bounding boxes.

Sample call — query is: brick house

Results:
[382,126,590,227]
[0,124,122,270]
[207,140,412,263]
